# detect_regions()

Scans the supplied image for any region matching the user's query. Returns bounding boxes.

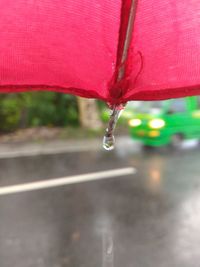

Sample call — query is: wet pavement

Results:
[0,138,200,267]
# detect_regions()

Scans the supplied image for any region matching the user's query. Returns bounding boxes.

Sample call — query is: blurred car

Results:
[128,96,200,147]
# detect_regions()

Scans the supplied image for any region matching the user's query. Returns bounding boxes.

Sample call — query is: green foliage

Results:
[0,94,23,131]
[0,92,79,132]
[97,100,107,111]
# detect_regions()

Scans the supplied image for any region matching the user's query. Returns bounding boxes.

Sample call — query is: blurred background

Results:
[1,92,200,267]
[0,92,103,137]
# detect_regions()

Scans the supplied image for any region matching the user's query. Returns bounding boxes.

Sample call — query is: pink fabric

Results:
[0,0,121,101]
[124,0,200,103]
[1,0,200,104]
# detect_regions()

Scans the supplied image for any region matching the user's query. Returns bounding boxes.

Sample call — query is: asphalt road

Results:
[0,139,200,267]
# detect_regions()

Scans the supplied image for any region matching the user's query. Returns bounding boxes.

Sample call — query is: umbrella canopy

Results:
[0,0,200,105]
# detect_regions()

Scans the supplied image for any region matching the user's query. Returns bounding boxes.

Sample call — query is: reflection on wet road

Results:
[0,141,200,267]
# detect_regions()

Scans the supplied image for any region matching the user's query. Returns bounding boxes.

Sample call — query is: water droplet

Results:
[103,134,115,151]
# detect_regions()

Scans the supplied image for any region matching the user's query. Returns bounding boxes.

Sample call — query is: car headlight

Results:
[148,119,165,129]
[128,119,142,127]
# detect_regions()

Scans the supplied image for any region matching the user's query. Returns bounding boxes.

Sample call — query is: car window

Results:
[168,99,186,113]
[129,101,164,113]
[196,96,200,109]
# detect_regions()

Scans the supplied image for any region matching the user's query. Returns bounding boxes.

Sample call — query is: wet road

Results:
[1,140,200,267]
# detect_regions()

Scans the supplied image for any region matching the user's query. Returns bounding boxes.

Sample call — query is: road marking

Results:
[0,167,136,196]
[0,143,100,159]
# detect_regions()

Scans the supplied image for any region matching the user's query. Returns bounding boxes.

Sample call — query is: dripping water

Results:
[103,104,125,151]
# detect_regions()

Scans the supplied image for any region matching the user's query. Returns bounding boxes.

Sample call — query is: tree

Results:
[77,97,102,129]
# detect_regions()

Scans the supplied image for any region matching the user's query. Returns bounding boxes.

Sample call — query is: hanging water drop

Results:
[103,132,115,151]
[103,104,125,151]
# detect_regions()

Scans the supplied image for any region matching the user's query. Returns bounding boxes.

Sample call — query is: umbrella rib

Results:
[117,0,138,82]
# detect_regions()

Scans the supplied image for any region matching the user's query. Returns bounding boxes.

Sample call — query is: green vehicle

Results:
[128,96,200,147]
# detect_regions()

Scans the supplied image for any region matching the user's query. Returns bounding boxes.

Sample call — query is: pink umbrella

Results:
[0,0,200,148]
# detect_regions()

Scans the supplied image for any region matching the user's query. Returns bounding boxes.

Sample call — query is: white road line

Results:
[0,167,136,196]
[0,144,100,159]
